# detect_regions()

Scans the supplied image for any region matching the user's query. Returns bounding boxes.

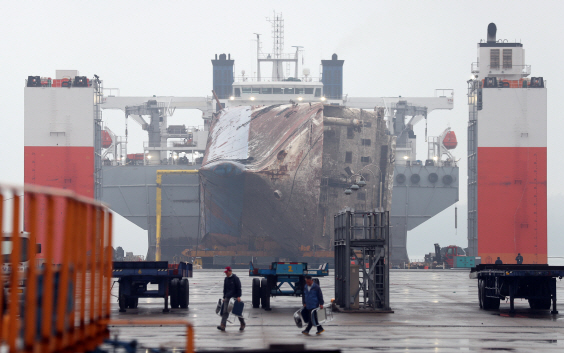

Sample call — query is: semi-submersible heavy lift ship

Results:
[22,14,459,268]
[466,23,556,313]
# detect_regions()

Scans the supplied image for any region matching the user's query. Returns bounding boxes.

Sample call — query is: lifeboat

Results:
[443,131,457,149]
[102,130,113,148]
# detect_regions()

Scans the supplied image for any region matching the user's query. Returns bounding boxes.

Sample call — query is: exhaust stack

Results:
[487,23,497,43]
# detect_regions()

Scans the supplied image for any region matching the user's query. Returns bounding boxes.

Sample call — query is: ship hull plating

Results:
[198,103,395,259]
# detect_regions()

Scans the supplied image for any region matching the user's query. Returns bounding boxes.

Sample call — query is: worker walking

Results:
[217,266,246,332]
[301,275,324,335]
[495,257,503,265]
[516,253,524,265]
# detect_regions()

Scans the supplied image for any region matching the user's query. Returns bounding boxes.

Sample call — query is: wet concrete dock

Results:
[109,269,564,352]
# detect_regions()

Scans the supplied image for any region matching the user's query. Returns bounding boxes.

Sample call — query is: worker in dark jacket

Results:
[495,257,503,265]
[217,266,246,331]
[515,253,523,264]
[301,275,324,335]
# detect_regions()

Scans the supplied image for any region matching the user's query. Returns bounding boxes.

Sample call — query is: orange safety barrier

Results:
[0,184,113,352]
[108,320,194,353]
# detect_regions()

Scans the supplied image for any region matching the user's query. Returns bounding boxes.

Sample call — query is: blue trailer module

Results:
[470,264,564,313]
[249,262,329,310]
[113,261,193,313]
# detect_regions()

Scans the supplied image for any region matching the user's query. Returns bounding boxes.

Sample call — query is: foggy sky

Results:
[2,1,563,260]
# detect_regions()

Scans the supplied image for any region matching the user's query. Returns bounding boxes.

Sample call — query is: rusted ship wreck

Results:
[193,102,395,266]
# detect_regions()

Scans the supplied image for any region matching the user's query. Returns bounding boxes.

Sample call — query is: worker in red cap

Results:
[217,266,245,331]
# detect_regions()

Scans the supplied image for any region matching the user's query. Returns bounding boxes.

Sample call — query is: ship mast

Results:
[257,12,299,81]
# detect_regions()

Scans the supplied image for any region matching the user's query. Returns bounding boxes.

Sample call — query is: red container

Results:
[127,153,144,160]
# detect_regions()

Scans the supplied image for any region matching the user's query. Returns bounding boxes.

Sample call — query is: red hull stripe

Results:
[24,146,95,198]
[477,147,547,264]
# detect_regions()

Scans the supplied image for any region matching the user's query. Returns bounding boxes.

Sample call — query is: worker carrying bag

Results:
[230,298,245,318]
[215,298,224,316]
[293,309,305,328]
[311,307,333,325]
[216,298,246,319]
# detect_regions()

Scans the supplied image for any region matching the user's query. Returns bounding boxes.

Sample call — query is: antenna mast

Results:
[267,12,285,81]
[258,12,299,81]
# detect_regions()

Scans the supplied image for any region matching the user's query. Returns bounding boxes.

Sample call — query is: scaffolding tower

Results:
[334,208,392,312]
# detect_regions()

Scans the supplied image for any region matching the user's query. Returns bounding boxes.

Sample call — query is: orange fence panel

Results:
[0,184,113,352]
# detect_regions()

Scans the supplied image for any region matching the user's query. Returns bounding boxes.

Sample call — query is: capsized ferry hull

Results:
[199,103,325,256]
[198,103,396,259]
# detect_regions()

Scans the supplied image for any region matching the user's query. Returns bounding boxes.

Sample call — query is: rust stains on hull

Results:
[199,103,396,258]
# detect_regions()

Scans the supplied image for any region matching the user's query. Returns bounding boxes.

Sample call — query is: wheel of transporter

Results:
[490,295,500,310]
[252,278,261,308]
[261,278,271,310]
[127,296,138,309]
[529,298,551,310]
[313,278,320,287]
[179,278,189,308]
[480,278,491,310]
[118,284,126,311]
[170,278,180,309]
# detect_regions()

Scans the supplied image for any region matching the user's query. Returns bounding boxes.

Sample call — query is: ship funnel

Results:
[487,23,497,43]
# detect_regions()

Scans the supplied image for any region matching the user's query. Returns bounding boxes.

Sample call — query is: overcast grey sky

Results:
[2,1,563,260]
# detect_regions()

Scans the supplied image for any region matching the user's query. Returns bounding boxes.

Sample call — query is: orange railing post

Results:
[8,193,21,351]
[77,203,88,346]
[88,206,97,345]
[96,206,105,332]
[104,213,113,322]
[23,193,38,352]
[55,196,73,350]
[41,195,55,352]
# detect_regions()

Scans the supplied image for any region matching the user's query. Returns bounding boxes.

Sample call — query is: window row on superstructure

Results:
[233,87,322,97]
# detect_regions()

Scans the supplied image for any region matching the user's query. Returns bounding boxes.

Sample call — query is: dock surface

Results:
[109,269,564,352]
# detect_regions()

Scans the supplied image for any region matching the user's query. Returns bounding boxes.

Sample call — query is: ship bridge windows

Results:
[241,87,260,94]
[233,85,322,97]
